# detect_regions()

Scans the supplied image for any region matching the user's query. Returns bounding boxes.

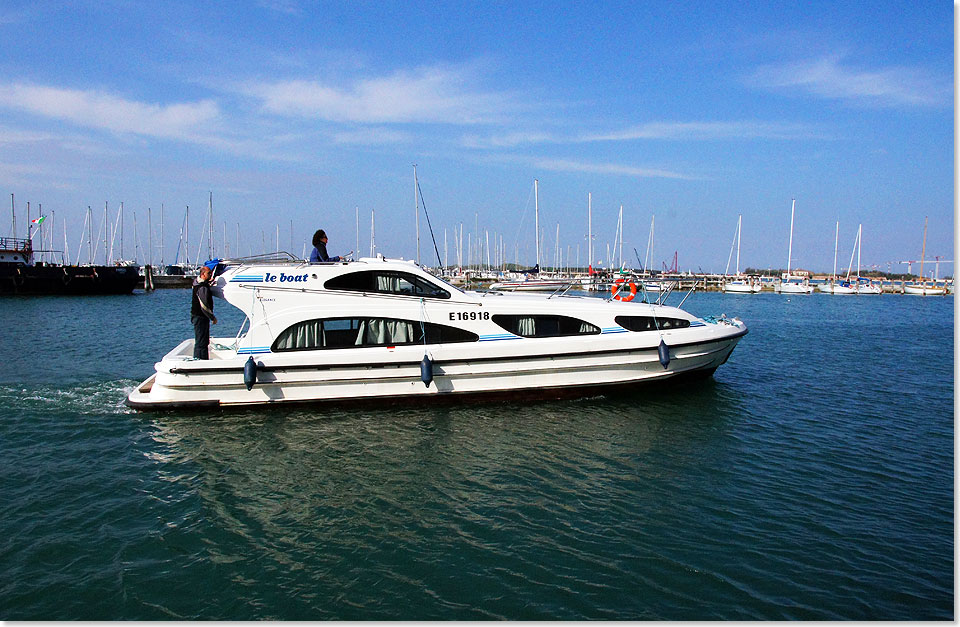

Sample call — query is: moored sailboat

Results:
[722,214,761,293]
[774,199,813,294]
[904,217,946,295]
[490,180,576,292]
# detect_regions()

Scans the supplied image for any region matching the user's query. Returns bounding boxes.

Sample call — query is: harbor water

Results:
[0,289,953,619]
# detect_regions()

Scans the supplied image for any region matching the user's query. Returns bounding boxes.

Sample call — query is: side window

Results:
[615,316,690,332]
[272,317,477,351]
[491,315,599,338]
[324,272,374,292]
[324,271,450,299]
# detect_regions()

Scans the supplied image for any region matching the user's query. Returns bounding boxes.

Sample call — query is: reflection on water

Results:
[134,385,759,620]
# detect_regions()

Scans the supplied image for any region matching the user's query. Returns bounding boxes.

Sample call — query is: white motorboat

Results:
[127,256,747,410]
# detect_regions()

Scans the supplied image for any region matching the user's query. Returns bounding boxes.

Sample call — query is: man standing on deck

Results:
[191,265,218,359]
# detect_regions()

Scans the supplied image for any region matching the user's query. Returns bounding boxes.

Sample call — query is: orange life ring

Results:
[612,278,637,302]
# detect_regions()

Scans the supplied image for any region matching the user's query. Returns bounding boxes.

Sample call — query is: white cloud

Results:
[460,131,559,149]
[533,158,693,180]
[0,83,221,139]
[583,120,821,142]
[462,121,820,149]
[749,56,950,107]
[332,128,411,145]
[488,154,694,180]
[248,66,511,124]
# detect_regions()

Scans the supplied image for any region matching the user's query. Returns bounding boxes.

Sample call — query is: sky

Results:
[0,1,953,276]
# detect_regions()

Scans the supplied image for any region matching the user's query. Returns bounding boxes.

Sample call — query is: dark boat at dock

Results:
[0,237,141,295]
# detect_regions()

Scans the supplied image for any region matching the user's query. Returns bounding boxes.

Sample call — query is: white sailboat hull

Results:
[775,281,813,294]
[904,284,946,295]
[723,280,761,293]
[489,279,572,291]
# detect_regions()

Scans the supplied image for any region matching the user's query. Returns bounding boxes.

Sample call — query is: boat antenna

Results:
[415,174,443,269]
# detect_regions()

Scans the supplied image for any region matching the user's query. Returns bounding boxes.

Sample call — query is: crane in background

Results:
[897,258,953,279]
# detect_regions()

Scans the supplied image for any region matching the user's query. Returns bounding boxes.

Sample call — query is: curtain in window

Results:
[356,320,370,345]
[358,318,415,345]
[277,320,324,350]
[376,275,403,292]
[579,322,595,334]
[386,320,413,343]
[517,317,535,336]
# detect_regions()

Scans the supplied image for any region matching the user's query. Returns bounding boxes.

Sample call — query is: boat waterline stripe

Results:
[168,328,748,374]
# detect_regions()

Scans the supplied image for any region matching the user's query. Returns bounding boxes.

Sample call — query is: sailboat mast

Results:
[857,224,862,279]
[644,215,655,276]
[920,216,928,285]
[786,198,795,277]
[208,191,213,260]
[534,179,540,270]
[736,214,742,274]
[87,206,93,264]
[587,193,592,272]
[414,165,420,265]
[148,207,153,268]
[832,221,839,279]
[618,204,623,269]
[370,209,376,257]
[103,202,108,265]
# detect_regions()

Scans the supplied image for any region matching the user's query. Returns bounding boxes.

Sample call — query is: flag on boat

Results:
[31,216,45,225]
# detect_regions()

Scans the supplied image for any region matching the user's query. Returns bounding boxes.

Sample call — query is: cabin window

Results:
[614,316,690,332]
[272,317,477,351]
[324,270,450,299]
[491,314,599,338]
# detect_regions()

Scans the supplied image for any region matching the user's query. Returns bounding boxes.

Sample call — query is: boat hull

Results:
[127,329,746,411]
[903,285,946,296]
[775,282,813,294]
[723,281,761,293]
[0,263,141,295]
[489,280,572,291]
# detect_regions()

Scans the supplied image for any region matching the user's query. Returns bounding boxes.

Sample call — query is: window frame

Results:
[614,315,691,332]
[323,270,451,299]
[490,314,600,338]
[271,316,478,352]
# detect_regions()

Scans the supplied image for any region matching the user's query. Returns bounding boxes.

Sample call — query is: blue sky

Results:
[0,1,953,275]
